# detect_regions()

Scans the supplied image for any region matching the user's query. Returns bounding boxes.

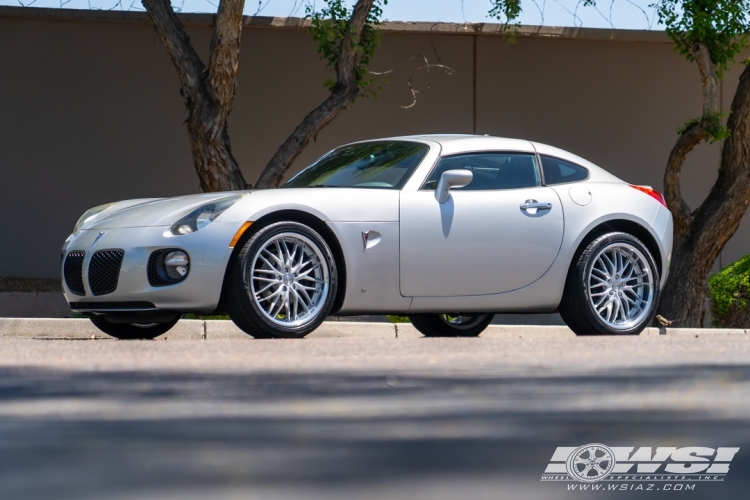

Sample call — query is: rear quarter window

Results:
[540,155,589,185]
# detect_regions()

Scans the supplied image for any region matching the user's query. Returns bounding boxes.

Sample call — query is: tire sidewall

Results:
[578,233,660,335]
[89,314,180,340]
[410,313,494,337]
[237,222,337,338]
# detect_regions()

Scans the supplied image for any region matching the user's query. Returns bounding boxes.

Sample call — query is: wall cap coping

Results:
[0,5,671,43]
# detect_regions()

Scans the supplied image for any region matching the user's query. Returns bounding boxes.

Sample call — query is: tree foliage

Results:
[307,0,387,98]
[488,0,524,26]
[709,254,750,327]
[655,0,750,77]
[676,110,730,142]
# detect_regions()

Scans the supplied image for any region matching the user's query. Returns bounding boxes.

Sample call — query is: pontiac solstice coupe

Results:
[61,135,673,339]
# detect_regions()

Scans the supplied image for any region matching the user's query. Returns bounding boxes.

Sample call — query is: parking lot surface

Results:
[0,333,749,499]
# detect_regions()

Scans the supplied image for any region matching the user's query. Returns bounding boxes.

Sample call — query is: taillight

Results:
[630,185,667,208]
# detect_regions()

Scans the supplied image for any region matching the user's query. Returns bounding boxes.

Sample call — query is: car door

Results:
[399,151,564,297]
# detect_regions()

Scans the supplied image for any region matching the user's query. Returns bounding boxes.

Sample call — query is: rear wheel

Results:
[226,221,338,339]
[559,232,659,336]
[89,314,180,340]
[410,313,494,337]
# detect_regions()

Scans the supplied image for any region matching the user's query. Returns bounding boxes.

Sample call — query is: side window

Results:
[422,153,540,191]
[540,155,589,185]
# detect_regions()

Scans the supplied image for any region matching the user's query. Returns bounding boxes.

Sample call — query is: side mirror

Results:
[435,169,473,203]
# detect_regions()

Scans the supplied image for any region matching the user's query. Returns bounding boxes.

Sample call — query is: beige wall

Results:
[0,7,747,279]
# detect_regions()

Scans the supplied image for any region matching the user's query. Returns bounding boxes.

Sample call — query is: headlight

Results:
[73,202,118,233]
[170,195,241,235]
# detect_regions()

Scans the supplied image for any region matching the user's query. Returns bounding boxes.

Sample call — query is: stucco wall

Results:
[0,7,747,279]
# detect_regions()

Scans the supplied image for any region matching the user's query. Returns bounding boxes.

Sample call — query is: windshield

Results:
[283,141,430,190]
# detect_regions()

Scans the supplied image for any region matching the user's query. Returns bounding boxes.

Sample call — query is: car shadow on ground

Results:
[0,364,747,499]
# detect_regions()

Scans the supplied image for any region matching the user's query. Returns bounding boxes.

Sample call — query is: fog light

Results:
[164,251,189,280]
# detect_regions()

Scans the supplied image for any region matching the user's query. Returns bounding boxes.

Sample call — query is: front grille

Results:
[69,301,156,311]
[147,249,173,287]
[63,251,86,295]
[88,249,124,296]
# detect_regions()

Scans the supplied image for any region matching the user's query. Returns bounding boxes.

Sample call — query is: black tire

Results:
[225,221,338,339]
[559,232,660,336]
[409,313,494,337]
[89,314,180,340]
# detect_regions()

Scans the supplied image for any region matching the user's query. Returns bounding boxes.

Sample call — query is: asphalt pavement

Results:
[0,333,749,499]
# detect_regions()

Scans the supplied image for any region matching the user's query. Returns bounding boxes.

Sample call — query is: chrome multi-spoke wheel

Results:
[559,232,659,336]
[410,313,494,337]
[227,221,337,339]
[587,242,654,330]
[249,232,329,328]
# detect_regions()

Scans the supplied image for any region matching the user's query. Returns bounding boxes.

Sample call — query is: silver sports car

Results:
[61,135,673,339]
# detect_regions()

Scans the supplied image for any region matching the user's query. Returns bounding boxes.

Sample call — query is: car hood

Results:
[86,192,247,229]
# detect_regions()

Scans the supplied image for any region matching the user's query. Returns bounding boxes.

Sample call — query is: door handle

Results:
[520,200,552,211]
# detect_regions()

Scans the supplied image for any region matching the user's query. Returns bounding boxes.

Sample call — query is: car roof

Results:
[372,134,623,183]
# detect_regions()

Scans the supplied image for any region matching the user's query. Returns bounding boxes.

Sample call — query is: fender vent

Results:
[63,251,86,296]
[88,250,124,296]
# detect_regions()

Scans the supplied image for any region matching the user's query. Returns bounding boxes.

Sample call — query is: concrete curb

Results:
[0,318,747,339]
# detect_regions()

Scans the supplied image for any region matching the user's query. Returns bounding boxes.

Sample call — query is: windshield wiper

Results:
[308,184,346,188]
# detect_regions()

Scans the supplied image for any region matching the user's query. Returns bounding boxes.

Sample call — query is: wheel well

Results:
[216,210,347,315]
[573,219,663,277]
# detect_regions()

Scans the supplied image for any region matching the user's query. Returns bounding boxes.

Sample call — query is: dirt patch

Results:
[0,278,62,293]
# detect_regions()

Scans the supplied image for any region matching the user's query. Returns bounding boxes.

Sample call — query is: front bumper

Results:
[61,223,237,313]
[651,203,674,289]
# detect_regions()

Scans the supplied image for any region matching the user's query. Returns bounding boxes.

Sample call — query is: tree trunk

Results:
[658,49,750,326]
[143,0,249,192]
[254,0,376,189]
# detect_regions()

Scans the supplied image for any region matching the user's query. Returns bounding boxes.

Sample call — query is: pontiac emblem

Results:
[92,231,106,247]
[362,231,370,250]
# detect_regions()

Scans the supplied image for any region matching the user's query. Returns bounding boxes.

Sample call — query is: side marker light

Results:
[229,222,253,248]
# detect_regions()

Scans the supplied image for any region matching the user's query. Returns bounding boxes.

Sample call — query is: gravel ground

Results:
[0,334,748,499]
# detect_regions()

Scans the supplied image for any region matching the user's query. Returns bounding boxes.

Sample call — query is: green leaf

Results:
[307,0,387,99]
[653,0,750,77]
[709,253,750,327]
[677,110,732,141]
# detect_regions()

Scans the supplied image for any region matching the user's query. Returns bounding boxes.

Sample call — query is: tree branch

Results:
[693,42,719,117]
[663,123,707,242]
[662,43,720,244]
[208,0,245,121]
[255,89,355,189]
[255,0,377,188]
[142,0,205,101]
[335,0,375,88]
[691,61,750,260]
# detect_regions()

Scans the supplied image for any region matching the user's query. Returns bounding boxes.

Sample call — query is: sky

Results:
[2,0,664,30]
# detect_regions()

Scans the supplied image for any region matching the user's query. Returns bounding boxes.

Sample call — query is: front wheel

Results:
[89,314,180,340]
[559,232,659,336]
[409,314,494,337]
[226,221,338,339]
